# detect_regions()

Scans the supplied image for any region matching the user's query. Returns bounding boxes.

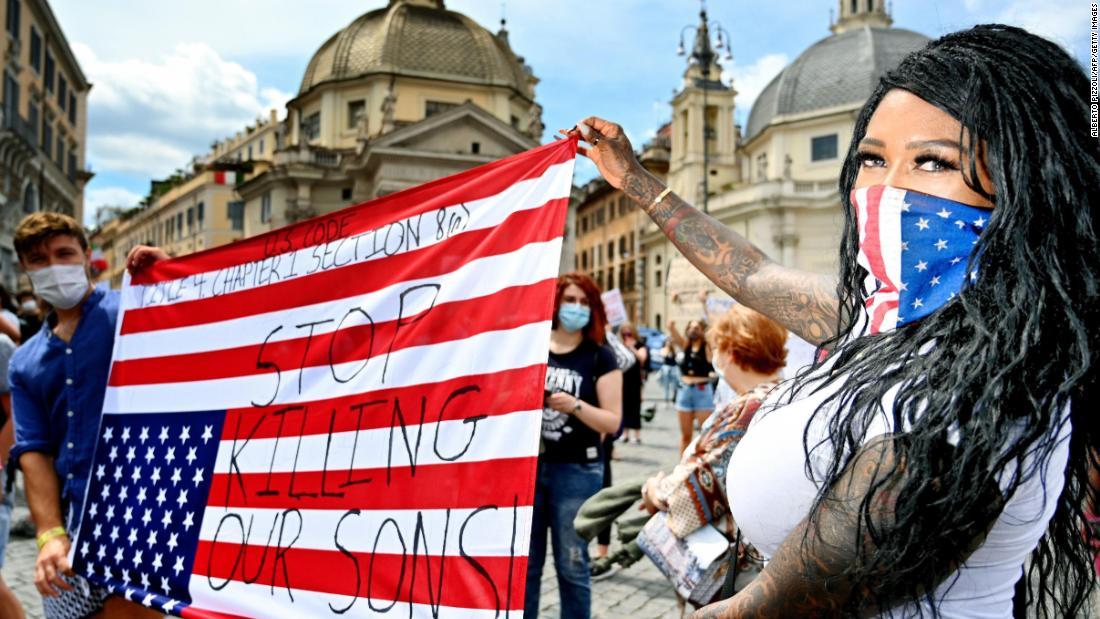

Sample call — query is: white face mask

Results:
[28,264,90,310]
[21,299,37,313]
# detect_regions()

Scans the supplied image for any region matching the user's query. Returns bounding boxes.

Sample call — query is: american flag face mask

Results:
[852,185,989,334]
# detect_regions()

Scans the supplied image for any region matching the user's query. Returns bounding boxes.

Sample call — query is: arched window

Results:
[851,0,859,14]
[22,184,38,214]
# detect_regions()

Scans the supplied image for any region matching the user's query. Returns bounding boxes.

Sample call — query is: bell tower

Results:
[831,0,892,34]
[667,6,738,211]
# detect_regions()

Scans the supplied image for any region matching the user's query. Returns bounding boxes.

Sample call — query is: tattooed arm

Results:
[688,436,992,618]
[567,117,841,346]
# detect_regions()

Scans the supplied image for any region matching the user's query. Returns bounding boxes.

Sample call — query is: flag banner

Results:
[69,138,578,618]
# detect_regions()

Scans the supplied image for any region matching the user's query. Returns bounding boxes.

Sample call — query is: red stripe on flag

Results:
[219,364,547,441]
[180,608,252,619]
[131,139,577,285]
[860,185,891,285]
[109,280,555,386]
[205,457,537,511]
[120,200,565,335]
[191,543,526,613]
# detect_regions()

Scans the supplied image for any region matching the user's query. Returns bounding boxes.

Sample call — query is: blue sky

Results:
[49,0,1092,228]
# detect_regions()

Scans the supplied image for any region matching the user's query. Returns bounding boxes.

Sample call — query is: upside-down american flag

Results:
[68,138,578,618]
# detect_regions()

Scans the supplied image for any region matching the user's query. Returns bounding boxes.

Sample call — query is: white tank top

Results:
[727,373,1071,618]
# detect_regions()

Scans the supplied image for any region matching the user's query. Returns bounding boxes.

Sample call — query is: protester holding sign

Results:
[530,272,622,619]
[7,212,165,619]
[567,23,1097,618]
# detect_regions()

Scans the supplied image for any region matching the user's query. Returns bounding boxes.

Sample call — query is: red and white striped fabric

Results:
[69,138,578,618]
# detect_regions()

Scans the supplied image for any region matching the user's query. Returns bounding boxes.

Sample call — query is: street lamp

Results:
[678,2,732,214]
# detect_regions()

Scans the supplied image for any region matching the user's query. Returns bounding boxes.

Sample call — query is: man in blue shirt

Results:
[9,212,165,619]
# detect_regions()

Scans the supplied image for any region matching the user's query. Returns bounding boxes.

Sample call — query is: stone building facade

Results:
[0,0,90,288]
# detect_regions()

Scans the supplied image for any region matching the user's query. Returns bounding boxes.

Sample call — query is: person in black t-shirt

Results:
[669,319,715,454]
[526,272,622,619]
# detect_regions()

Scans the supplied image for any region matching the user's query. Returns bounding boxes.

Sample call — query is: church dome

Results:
[744,26,930,141]
[298,0,534,99]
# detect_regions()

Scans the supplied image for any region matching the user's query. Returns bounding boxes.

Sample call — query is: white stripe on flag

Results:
[197,505,532,557]
[211,410,540,475]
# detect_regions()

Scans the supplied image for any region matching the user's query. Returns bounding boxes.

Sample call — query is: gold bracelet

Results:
[651,187,672,207]
[36,526,67,550]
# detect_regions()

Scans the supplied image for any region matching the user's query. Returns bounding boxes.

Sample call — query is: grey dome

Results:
[299,1,533,99]
[745,26,930,141]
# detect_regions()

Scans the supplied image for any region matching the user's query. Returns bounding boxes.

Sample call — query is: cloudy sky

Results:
[49,0,1092,227]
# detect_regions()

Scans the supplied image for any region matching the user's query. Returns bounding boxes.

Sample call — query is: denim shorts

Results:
[0,488,10,569]
[675,380,714,412]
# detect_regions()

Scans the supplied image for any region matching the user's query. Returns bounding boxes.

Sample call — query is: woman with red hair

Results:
[526,272,623,619]
[641,305,787,600]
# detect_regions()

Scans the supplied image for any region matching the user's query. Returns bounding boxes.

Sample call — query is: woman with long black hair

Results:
[566,24,1097,617]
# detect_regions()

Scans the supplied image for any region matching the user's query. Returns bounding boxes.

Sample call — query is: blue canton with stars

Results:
[897,191,988,327]
[70,411,225,615]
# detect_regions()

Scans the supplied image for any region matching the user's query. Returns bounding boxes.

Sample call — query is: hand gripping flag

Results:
[69,138,578,618]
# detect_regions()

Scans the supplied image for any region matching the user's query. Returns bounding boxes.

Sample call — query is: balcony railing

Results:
[1,108,39,150]
[274,145,343,169]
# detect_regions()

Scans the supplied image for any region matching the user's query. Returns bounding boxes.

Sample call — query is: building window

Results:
[471,142,480,154]
[260,191,272,223]
[197,202,205,230]
[58,75,67,110]
[22,183,36,214]
[55,135,63,168]
[619,236,627,256]
[607,241,614,261]
[347,99,365,129]
[67,93,76,124]
[67,151,75,179]
[811,134,838,161]
[581,250,588,270]
[2,71,18,124]
[655,268,662,287]
[247,145,252,160]
[755,153,767,180]
[44,53,54,93]
[425,100,458,118]
[5,0,18,38]
[41,118,52,158]
[301,112,320,141]
[258,137,264,154]
[227,201,244,231]
[29,26,40,72]
[186,207,194,235]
